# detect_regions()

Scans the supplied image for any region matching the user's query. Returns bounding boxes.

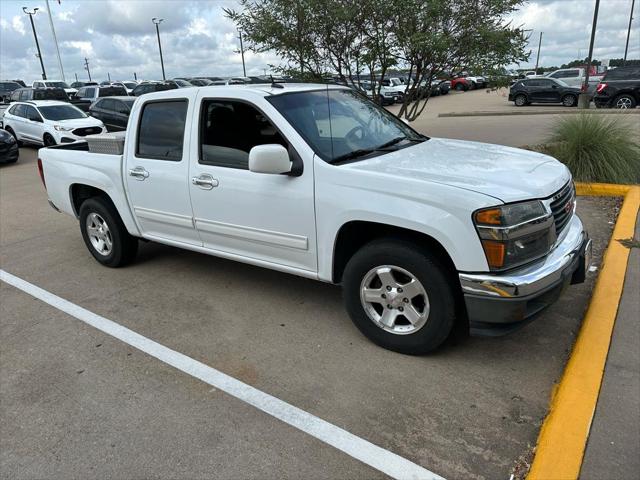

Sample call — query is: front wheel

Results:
[455,83,465,91]
[514,94,527,106]
[342,239,456,355]
[43,133,56,147]
[79,197,138,267]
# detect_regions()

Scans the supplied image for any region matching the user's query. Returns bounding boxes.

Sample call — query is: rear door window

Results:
[136,100,188,161]
[100,99,116,111]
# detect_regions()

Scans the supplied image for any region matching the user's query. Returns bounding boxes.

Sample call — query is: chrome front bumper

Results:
[459,214,591,335]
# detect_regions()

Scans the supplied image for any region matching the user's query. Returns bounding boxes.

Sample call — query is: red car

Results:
[450,77,470,91]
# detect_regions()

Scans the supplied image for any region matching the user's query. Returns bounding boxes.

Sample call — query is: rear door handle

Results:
[192,174,219,190]
[129,167,149,180]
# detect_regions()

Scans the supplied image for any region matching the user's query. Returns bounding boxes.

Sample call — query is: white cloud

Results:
[11,16,25,35]
[63,40,94,56]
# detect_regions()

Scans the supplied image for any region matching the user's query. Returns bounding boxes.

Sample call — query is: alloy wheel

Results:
[86,212,113,256]
[359,265,430,335]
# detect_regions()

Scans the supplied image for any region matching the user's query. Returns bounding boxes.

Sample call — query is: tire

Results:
[514,94,527,106]
[562,94,577,107]
[455,83,465,91]
[43,133,56,147]
[79,197,138,267]
[613,94,636,109]
[468,81,476,90]
[4,127,22,147]
[342,239,456,355]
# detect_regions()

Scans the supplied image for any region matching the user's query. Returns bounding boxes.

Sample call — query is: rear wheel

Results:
[79,197,138,267]
[342,239,456,355]
[614,94,636,109]
[43,133,56,147]
[562,94,577,107]
[514,94,527,106]
[455,83,465,91]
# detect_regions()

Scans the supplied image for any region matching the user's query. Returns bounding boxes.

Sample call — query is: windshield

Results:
[268,89,424,163]
[122,82,137,89]
[45,81,70,89]
[174,79,193,87]
[38,105,87,120]
[554,79,570,87]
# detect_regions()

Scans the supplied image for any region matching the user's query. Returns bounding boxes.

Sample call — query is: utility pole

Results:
[75,72,78,82]
[534,32,543,73]
[134,72,137,81]
[238,29,247,77]
[152,18,166,80]
[84,57,92,81]
[624,0,636,65]
[23,7,47,80]
[108,72,111,82]
[579,0,600,109]
[45,0,65,81]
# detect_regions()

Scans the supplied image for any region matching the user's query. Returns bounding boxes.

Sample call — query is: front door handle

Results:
[192,174,219,190]
[129,167,149,180]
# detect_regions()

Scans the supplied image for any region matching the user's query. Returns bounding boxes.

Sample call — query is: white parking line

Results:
[1,269,445,480]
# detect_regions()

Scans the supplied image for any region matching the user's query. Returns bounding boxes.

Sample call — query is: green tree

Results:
[226,0,529,121]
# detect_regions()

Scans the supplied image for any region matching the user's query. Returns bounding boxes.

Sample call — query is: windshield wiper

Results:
[330,148,377,164]
[376,136,427,150]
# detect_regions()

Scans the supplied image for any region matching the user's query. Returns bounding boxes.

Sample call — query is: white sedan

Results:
[2,100,105,146]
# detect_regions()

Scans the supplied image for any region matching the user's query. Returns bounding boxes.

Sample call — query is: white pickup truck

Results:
[38,83,591,354]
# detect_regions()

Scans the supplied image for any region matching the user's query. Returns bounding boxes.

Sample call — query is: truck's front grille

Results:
[72,126,102,137]
[549,181,575,236]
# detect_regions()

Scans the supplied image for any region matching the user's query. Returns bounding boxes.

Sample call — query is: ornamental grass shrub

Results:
[541,114,640,184]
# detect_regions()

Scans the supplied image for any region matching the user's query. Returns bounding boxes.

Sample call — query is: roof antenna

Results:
[270,74,284,89]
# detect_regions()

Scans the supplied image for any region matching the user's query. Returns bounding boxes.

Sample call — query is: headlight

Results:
[473,200,555,271]
[54,125,73,131]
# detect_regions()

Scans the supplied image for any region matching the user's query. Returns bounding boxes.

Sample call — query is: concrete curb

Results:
[527,183,640,480]
[438,110,640,118]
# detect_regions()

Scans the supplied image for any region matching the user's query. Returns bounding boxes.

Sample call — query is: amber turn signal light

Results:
[475,208,502,225]
[481,240,505,268]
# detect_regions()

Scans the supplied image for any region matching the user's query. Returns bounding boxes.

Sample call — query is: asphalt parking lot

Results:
[0,146,620,479]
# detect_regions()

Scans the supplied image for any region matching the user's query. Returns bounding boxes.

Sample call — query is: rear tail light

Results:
[596,82,607,94]
[37,158,46,189]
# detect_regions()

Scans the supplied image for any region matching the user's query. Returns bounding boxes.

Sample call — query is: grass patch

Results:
[539,114,640,184]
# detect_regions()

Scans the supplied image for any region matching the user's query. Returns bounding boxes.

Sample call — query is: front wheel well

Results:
[332,221,457,284]
[70,184,113,217]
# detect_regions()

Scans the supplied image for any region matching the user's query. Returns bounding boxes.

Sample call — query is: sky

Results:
[1,0,639,83]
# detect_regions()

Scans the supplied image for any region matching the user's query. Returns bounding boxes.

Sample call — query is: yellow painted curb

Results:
[528,183,640,480]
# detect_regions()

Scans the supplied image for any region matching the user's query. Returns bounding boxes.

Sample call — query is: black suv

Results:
[1,81,22,103]
[132,82,179,97]
[9,87,69,103]
[594,66,640,109]
[508,78,581,107]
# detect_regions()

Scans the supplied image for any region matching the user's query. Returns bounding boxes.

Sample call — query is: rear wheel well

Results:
[70,184,112,217]
[332,221,457,284]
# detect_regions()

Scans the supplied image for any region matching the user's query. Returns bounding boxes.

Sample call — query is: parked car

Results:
[9,87,69,103]
[70,81,98,89]
[131,81,179,96]
[75,85,128,103]
[593,66,640,109]
[544,68,604,90]
[1,81,22,103]
[38,83,590,354]
[167,79,195,88]
[32,80,78,97]
[2,100,105,146]
[183,78,213,86]
[89,96,136,131]
[509,78,580,107]
[109,81,138,95]
[450,77,470,91]
[0,128,19,164]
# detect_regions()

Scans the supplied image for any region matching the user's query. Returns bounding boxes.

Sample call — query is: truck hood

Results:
[343,137,571,203]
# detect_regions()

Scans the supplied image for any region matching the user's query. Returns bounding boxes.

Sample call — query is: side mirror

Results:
[248,144,292,175]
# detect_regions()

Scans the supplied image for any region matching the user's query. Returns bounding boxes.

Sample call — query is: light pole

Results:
[579,0,600,109]
[238,28,247,77]
[23,7,47,80]
[84,57,92,81]
[44,0,64,81]
[534,32,543,73]
[624,0,636,65]
[152,18,166,80]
